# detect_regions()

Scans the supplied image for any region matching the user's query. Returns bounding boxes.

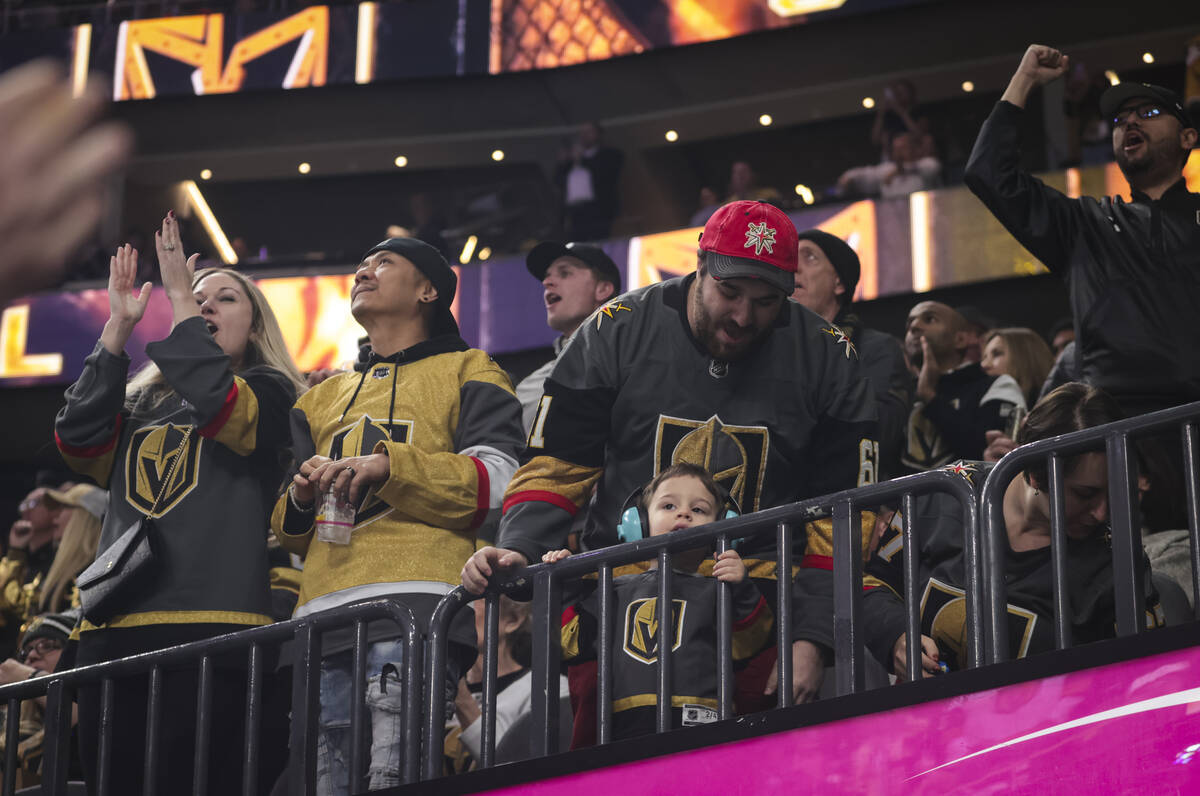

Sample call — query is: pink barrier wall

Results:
[487,646,1200,793]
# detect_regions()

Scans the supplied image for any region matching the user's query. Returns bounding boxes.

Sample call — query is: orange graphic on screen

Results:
[113,7,328,100]
[627,200,877,299]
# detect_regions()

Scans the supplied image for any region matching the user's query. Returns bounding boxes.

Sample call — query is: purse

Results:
[77,426,192,626]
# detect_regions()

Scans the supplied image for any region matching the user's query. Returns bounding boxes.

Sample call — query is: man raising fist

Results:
[964,45,1199,532]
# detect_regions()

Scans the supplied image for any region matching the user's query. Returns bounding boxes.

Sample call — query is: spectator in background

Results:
[866,383,1163,680]
[1047,317,1075,358]
[954,305,995,365]
[965,45,1199,537]
[0,489,65,620]
[56,215,306,795]
[0,612,77,789]
[871,79,931,157]
[724,160,783,205]
[791,230,911,480]
[836,131,941,200]
[444,595,567,771]
[690,186,722,227]
[980,328,1055,410]
[557,122,624,241]
[515,242,620,433]
[273,236,525,794]
[902,301,1022,471]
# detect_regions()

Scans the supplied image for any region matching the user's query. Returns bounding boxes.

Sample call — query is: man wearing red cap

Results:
[464,200,879,713]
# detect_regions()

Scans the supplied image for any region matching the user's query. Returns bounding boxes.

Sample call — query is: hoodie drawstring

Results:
[387,360,399,436]
[339,368,369,423]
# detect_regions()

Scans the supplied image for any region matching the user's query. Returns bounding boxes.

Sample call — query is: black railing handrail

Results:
[425,467,980,777]
[978,399,1200,664]
[0,596,422,796]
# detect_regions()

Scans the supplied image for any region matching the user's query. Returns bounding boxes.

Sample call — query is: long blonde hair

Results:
[985,327,1055,406]
[39,508,102,614]
[126,267,307,408]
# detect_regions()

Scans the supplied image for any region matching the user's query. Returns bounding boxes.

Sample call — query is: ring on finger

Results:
[345,467,356,478]
[163,244,176,251]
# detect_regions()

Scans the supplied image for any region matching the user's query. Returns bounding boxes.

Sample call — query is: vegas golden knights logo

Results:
[125,423,202,516]
[327,415,413,526]
[654,414,769,512]
[923,578,1036,668]
[623,598,686,664]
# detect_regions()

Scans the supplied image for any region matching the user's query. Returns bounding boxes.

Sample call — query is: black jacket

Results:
[965,101,1200,417]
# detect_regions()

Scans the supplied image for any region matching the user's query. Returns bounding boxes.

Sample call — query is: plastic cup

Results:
[315,488,356,545]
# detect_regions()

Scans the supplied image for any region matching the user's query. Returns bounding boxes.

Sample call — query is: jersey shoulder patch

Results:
[820,324,858,360]
[592,298,635,331]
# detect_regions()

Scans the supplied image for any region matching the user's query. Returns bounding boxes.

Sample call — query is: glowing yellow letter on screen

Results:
[0,306,63,379]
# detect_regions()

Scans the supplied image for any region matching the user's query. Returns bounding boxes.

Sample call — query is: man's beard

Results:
[691,282,772,361]
[1115,135,1182,180]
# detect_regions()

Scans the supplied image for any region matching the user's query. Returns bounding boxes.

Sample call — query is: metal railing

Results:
[979,400,1200,664]
[0,597,420,796]
[12,402,1199,791]
[424,468,981,775]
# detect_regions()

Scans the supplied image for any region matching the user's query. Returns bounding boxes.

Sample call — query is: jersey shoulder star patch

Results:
[820,324,858,359]
[942,460,978,484]
[594,299,633,330]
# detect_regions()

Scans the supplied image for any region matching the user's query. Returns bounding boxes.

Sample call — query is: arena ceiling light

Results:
[793,184,814,205]
[862,97,875,109]
[182,180,238,265]
[459,235,478,265]
[1142,52,1154,64]
[298,162,311,174]
[961,81,975,93]
[1104,70,1120,86]
[356,3,378,85]
[491,149,505,161]
[758,114,773,126]
[71,25,92,98]
[394,155,408,168]
[664,129,679,142]
[478,247,492,262]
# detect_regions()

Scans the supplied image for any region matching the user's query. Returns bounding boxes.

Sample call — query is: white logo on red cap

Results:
[744,221,777,256]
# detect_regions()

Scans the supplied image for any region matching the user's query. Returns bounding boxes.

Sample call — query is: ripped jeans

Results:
[317,639,459,795]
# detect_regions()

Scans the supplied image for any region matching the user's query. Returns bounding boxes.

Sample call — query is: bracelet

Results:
[288,484,315,513]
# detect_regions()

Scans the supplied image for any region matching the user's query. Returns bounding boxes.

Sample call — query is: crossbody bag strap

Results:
[144,425,194,519]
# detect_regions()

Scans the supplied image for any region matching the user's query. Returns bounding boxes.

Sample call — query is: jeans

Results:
[316,639,461,795]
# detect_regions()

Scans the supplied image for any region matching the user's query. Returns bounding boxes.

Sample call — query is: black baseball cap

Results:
[1100,83,1194,129]
[526,241,621,293]
[361,237,460,336]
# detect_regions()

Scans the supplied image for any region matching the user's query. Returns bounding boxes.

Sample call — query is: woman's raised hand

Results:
[155,212,201,321]
[100,243,151,355]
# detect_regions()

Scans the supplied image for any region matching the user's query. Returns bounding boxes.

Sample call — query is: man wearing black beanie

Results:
[792,230,911,480]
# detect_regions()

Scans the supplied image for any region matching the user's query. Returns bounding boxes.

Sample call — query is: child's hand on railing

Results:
[712,549,746,583]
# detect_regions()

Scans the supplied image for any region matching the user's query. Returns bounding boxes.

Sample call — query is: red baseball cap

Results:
[698,200,798,294]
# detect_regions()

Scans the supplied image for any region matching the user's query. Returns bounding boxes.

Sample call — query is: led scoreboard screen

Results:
[3,0,931,101]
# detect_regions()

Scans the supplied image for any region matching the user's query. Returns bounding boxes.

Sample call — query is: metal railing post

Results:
[529,569,562,756]
[1047,454,1072,649]
[1107,432,1145,636]
[832,499,864,695]
[775,522,794,710]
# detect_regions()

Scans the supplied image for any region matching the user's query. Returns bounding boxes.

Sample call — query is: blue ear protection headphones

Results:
[616,483,740,544]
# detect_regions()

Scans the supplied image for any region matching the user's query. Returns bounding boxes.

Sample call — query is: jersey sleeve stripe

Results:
[502,490,579,518]
[732,595,767,631]
[196,381,239,438]
[467,456,490,531]
[801,554,832,570]
[54,414,123,457]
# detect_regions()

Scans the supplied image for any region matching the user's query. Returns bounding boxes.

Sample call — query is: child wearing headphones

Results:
[542,463,771,739]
